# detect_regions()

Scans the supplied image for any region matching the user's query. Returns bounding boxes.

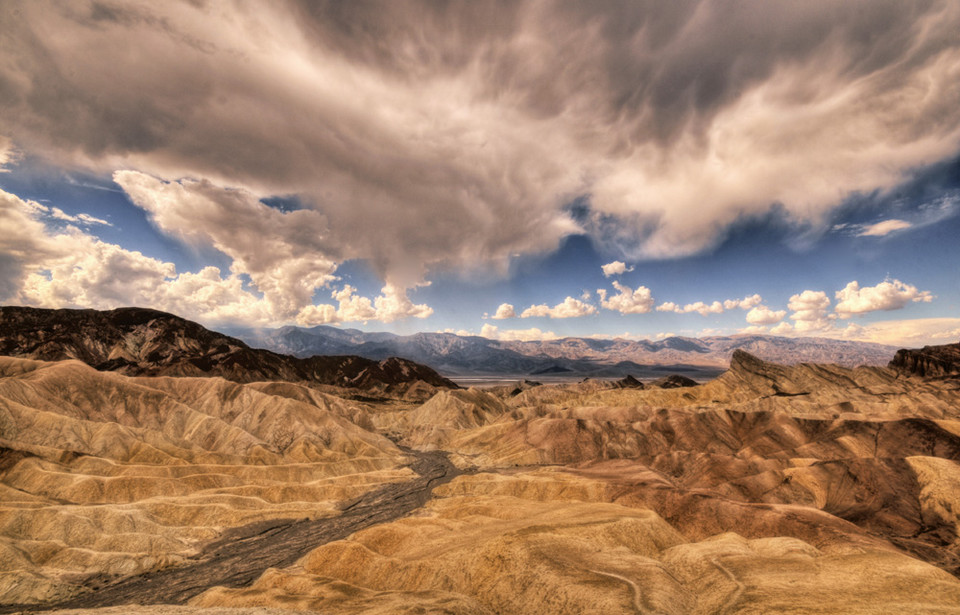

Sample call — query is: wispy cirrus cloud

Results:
[856,219,912,237]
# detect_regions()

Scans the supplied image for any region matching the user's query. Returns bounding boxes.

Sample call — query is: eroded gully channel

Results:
[0,447,465,613]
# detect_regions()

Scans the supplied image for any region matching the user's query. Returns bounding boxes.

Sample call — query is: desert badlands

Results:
[1,308,960,614]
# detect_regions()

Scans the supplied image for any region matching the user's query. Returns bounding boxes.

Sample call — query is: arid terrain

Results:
[2,309,960,613]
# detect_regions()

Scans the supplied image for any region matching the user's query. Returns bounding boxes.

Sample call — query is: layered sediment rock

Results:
[5,344,960,613]
[890,341,960,378]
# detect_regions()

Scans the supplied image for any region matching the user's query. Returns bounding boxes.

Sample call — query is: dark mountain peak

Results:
[0,306,456,393]
[730,348,767,372]
[649,374,698,389]
[890,341,960,378]
[615,374,644,389]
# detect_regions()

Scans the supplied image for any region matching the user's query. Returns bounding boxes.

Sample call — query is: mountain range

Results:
[0,306,456,396]
[234,324,900,380]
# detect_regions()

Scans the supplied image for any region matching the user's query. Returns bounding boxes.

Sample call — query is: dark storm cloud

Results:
[1,0,958,288]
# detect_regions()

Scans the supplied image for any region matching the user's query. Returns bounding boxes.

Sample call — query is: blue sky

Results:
[1,2,959,347]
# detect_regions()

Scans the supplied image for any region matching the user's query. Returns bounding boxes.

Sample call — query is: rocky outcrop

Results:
[0,306,456,392]
[614,374,644,389]
[890,342,960,378]
[648,374,697,388]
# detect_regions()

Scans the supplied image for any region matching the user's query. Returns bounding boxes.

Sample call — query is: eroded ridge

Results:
[0,449,463,613]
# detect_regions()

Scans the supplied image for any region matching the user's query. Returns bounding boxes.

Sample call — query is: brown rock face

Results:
[0,306,456,392]
[614,375,644,389]
[890,342,960,378]
[648,374,697,388]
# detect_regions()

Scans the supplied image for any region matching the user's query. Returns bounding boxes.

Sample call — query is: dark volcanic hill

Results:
[0,306,456,392]
[890,341,960,378]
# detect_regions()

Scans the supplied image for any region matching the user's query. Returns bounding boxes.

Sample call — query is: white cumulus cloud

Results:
[480,323,558,342]
[296,284,433,326]
[656,294,762,316]
[491,303,516,320]
[520,296,597,319]
[601,261,634,277]
[1,185,432,327]
[746,305,787,325]
[724,294,763,310]
[787,290,835,333]
[1,187,278,325]
[598,282,655,314]
[834,279,933,318]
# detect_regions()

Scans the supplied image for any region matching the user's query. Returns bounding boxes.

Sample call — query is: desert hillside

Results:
[0,306,457,397]
[2,326,960,612]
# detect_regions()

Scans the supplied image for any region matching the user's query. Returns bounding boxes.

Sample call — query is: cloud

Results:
[373,283,433,322]
[724,294,763,310]
[856,219,912,237]
[745,305,787,325]
[1,0,958,291]
[834,279,933,318]
[0,135,19,171]
[491,303,516,319]
[0,185,431,327]
[770,321,794,336]
[20,200,111,226]
[836,318,960,347]
[656,294,763,316]
[598,282,654,314]
[675,301,725,316]
[480,323,558,342]
[0,186,278,324]
[115,171,339,319]
[601,260,634,277]
[296,283,433,326]
[787,290,835,332]
[520,296,597,319]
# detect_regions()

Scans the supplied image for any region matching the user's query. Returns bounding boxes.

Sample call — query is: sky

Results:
[0,0,959,347]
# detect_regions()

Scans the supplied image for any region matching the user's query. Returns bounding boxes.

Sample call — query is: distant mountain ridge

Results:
[235,324,900,379]
[0,306,456,394]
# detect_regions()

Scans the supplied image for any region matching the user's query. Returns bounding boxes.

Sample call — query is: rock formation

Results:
[890,341,960,378]
[648,373,697,388]
[0,306,456,395]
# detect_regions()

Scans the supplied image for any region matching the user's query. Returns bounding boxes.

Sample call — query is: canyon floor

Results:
[3,348,960,613]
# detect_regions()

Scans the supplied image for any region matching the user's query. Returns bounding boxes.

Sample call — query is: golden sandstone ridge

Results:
[1,310,960,613]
